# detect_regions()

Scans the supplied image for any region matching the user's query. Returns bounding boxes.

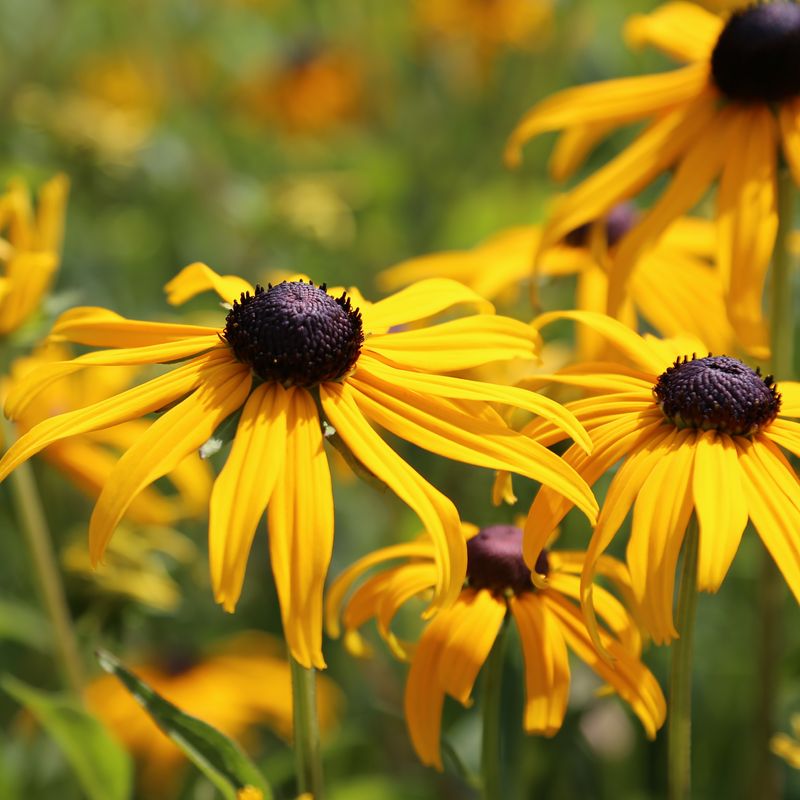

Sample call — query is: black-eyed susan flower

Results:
[85,632,341,796]
[513,310,800,648]
[326,523,665,769]
[0,265,597,668]
[0,173,68,337]
[1,344,212,525]
[505,1,800,358]
[379,205,735,358]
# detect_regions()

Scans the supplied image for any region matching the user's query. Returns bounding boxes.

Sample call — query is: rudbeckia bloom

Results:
[379,205,734,357]
[1,344,212,525]
[505,1,800,357]
[326,523,665,769]
[86,632,341,796]
[515,310,800,647]
[0,173,68,336]
[0,265,597,667]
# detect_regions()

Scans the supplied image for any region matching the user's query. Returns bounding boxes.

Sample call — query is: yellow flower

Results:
[0,265,597,668]
[379,205,734,358]
[771,714,800,769]
[326,523,665,769]
[505,1,800,358]
[0,174,68,337]
[515,310,800,649]
[2,344,212,525]
[85,632,340,797]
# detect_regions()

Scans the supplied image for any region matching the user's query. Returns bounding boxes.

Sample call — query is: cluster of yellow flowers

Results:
[2,0,800,794]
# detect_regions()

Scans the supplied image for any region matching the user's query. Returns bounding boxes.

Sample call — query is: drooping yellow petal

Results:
[404,606,456,770]
[0,251,59,334]
[580,426,674,656]
[88,361,252,564]
[543,593,666,738]
[626,429,695,644]
[549,120,619,182]
[349,373,598,523]
[509,593,570,735]
[608,105,732,318]
[716,105,778,359]
[210,383,289,612]
[362,278,493,333]
[320,382,466,614]
[504,62,710,168]
[266,388,334,670]
[516,363,655,397]
[779,98,800,187]
[437,589,504,705]
[358,354,591,452]
[538,92,719,251]
[738,438,800,606]
[658,215,716,258]
[5,337,224,420]
[532,310,664,375]
[624,3,723,64]
[765,418,800,459]
[693,431,748,594]
[51,306,219,347]
[0,352,228,482]
[366,315,539,372]
[164,262,255,306]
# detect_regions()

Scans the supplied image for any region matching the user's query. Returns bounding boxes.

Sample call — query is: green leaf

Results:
[0,675,132,800]
[0,601,52,652]
[96,649,271,800]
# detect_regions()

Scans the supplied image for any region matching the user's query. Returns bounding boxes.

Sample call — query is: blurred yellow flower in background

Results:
[326,523,664,769]
[86,632,341,797]
[506,1,800,358]
[0,174,68,337]
[771,714,800,769]
[0,266,597,668]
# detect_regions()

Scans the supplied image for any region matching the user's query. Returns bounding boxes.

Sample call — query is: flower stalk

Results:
[1,415,84,695]
[668,515,699,800]
[481,613,509,800]
[290,655,324,799]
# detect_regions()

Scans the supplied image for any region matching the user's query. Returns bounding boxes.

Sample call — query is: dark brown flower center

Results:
[653,355,781,436]
[711,2,800,102]
[563,202,640,249]
[466,525,548,596]
[223,280,363,386]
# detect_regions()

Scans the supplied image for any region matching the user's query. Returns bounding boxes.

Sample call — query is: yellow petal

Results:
[320,382,466,615]
[164,262,254,306]
[505,62,710,168]
[363,278,493,333]
[624,3,723,63]
[51,306,219,347]
[549,120,619,182]
[88,361,251,564]
[765,418,800,459]
[266,388,333,670]
[693,431,748,593]
[366,315,539,372]
[509,594,570,735]
[778,382,800,417]
[0,353,227,483]
[210,383,289,611]
[349,373,598,523]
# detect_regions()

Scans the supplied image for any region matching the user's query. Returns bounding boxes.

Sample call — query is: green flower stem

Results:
[1,415,84,696]
[668,516,699,800]
[770,166,796,381]
[290,655,324,799]
[481,613,509,800]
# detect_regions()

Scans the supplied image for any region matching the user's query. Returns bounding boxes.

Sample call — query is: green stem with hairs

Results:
[290,655,324,799]
[481,614,509,800]
[1,415,84,695]
[668,516,699,800]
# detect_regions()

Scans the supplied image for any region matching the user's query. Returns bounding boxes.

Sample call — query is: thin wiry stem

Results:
[290,655,324,799]
[668,516,699,800]
[481,614,509,800]
[1,415,84,695]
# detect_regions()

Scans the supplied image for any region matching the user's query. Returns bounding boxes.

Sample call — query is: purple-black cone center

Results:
[653,355,781,436]
[466,525,548,596]
[564,202,640,249]
[223,280,364,386]
[711,2,800,102]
